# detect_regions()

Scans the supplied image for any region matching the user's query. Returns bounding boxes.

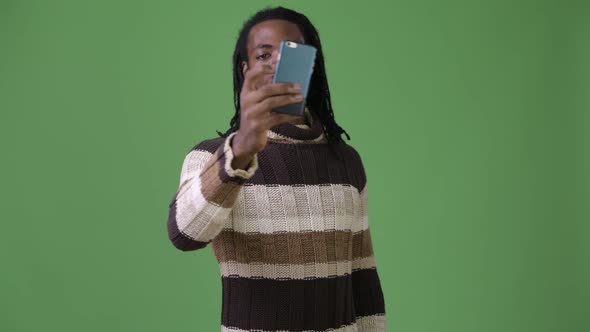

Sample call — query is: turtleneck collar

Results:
[267,107,328,144]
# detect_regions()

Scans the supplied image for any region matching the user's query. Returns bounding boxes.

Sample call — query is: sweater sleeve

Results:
[167,131,259,251]
[352,182,388,330]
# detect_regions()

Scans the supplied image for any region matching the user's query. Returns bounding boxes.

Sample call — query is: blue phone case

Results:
[271,40,317,116]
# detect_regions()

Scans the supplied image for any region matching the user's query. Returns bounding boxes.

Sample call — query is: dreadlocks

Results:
[215,6,351,157]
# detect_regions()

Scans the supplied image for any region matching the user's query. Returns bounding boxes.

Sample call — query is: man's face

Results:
[242,19,305,88]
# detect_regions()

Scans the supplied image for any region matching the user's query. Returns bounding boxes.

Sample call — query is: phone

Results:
[271,40,317,116]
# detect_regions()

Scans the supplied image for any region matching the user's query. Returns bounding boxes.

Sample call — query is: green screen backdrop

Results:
[1,0,588,331]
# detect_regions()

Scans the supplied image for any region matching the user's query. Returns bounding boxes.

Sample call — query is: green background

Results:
[1,0,588,331]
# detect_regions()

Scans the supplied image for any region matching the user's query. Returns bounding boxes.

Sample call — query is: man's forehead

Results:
[247,20,304,50]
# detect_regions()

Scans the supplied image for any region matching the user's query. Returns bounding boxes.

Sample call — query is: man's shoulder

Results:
[339,141,364,165]
[186,135,226,155]
[338,141,367,191]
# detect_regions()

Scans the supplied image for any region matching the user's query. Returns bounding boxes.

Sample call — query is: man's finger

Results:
[250,82,301,104]
[243,63,274,92]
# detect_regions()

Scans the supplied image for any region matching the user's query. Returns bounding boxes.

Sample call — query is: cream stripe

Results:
[177,149,370,240]
[218,256,377,279]
[267,130,328,144]
[221,314,386,331]
[355,314,387,331]
[226,184,368,234]
[352,255,378,272]
[223,132,259,178]
[351,256,378,272]
[180,149,214,184]
[174,170,232,242]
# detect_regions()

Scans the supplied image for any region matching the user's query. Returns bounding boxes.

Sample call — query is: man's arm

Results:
[167,132,258,251]
[352,182,388,330]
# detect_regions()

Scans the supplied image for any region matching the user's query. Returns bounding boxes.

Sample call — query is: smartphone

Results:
[271,40,317,116]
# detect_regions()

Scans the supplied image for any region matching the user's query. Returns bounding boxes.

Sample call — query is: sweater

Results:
[167,109,387,331]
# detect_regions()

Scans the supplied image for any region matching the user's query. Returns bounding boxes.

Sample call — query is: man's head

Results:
[241,19,305,88]
[217,6,350,146]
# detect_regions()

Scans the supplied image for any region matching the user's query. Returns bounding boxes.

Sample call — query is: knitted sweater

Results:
[167,110,387,331]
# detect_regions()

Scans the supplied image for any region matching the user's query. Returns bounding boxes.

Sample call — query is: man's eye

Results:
[256,53,270,61]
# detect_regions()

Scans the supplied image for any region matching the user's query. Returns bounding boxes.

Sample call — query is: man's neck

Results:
[289,108,312,126]
[289,117,307,125]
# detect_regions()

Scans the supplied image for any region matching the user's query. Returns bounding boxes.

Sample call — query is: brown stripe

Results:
[352,268,387,318]
[220,269,385,331]
[211,229,373,264]
[352,227,375,261]
[189,136,366,193]
[199,143,246,208]
[268,109,325,141]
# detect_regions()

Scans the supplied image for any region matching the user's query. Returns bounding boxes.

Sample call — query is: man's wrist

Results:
[230,133,256,170]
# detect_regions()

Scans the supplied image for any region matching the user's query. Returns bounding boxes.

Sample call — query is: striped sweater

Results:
[167,110,387,331]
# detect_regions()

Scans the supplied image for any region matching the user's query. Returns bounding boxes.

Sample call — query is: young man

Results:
[167,6,387,331]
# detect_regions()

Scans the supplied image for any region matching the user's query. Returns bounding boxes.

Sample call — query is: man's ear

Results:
[241,61,248,75]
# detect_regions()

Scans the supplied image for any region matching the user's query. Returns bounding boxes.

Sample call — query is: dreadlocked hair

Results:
[215,6,351,159]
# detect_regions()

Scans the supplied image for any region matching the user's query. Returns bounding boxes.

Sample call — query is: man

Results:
[167,6,387,331]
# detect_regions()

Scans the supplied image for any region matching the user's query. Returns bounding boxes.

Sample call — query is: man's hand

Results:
[230,63,304,169]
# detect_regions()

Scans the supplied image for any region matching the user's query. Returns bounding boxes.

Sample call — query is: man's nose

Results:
[267,51,279,69]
